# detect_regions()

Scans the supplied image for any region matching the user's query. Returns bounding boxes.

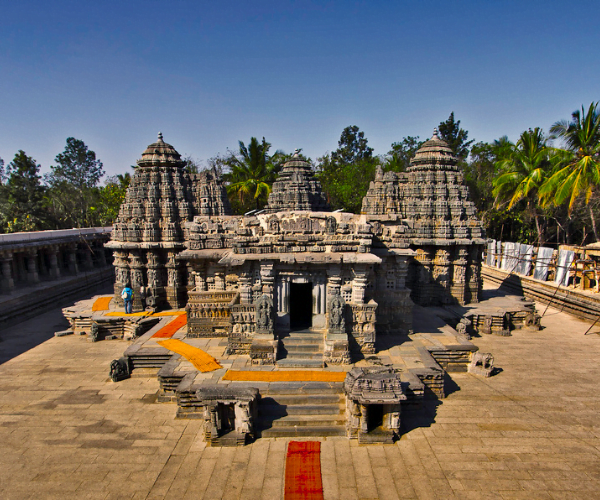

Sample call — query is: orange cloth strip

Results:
[222,370,346,382]
[105,311,149,317]
[156,339,222,372]
[285,441,323,500]
[92,296,112,311]
[151,314,187,339]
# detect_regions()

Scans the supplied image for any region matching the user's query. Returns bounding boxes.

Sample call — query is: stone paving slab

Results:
[2,284,600,498]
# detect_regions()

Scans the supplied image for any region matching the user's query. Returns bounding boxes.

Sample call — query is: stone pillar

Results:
[83,247,94,270]
[26,250,40,284]
[312,280,321,315]
[48,247,61,279]
[312,275,327,329]
[239,270,253,305]
[281,277,290,313]
[360,405,369,434]
[351,266,368,305]
[96,245,107,267]
[260,262,274,297]
[214,271,225,291]
[326,265,342,303]
[67,244,79,275]
[0,253,15,292]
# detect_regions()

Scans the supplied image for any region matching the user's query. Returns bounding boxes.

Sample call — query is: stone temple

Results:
[65,131,530,445]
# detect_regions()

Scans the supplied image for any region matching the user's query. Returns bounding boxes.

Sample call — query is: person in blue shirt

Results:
[121,285,134,314]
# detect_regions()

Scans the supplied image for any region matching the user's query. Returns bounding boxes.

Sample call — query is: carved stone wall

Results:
[265,153,329,213]
[362,130,485,306]
[106,133,231,310]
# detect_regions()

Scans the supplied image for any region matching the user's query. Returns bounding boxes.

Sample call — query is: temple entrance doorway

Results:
[289,282,312,330]
[367,404,384,431]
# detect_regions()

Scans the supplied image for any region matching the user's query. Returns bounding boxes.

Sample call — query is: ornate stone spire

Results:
[107,134,231,308]
[137,133,183,168]
[265,154,330,213]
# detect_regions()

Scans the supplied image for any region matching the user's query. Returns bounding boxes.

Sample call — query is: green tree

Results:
[384,136,423,172]
[0,151,47,232]
[47,137,105,227]
[183,155,201,174]
[540,102,600,241]
[89,173,132,226]
[492,128,552,245]
[221,137,282,213]
[317,125,380,213]
[438,112,474,161]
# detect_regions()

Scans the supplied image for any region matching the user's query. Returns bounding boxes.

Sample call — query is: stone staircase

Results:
[277,329,325,368]
[257,382,346,438]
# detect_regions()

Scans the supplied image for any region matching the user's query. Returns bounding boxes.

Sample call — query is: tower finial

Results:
[433,127,439,139]
[158,132,163,141]
[293,148,300,157]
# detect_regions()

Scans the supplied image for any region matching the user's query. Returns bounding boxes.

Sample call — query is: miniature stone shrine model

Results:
[62,130,529,445]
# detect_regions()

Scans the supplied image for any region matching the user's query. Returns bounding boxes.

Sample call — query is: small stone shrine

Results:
[66,130,505,445]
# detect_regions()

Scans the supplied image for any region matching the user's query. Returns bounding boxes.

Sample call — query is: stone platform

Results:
[2,282,600,498]
[60,293,498,444]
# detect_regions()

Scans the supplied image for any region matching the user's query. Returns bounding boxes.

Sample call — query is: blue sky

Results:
[1,0,598,178]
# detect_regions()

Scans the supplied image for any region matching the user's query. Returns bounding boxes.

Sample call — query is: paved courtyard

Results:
[2,286,600,499]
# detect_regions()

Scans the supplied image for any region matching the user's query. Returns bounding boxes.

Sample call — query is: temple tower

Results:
[361,129,485,305]
[265,152,330,212]
[106,133,230,310]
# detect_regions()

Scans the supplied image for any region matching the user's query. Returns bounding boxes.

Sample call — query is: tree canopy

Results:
[384,136,423,172]
[0,151,47,232]
[317,125,380,213]
[438,112,474,161]
[221,137,283,213]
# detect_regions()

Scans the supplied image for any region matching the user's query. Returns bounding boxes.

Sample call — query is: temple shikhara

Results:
[64,131,537,445]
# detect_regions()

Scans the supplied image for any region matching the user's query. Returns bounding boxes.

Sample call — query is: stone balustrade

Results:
[0,227,112,294]
[0,227,114,327]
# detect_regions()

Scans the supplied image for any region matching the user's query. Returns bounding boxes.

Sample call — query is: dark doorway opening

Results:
[289,282,312,330]
[217,403,235,436]
[367,405,384,431]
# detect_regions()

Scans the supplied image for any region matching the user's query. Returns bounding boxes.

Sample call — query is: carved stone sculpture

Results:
[89,322,100,342]
[110,357,130,382]
[255,294,273,333]
[468,352,494,377]
[328,292,346,333]
[456,317,472,339]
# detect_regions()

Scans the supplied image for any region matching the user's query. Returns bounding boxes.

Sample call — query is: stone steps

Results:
[279,329,325,367]
[268,414,346,427]
[276,358,324,368]
[257,382,346,438]
[260,425,346,438]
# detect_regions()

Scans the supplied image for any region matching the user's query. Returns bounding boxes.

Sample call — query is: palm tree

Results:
[222,137,281,212]
[492,128,552,245]
[540,102,600,241]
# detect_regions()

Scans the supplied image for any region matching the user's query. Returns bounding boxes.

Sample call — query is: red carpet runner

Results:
[284,441,324,500]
